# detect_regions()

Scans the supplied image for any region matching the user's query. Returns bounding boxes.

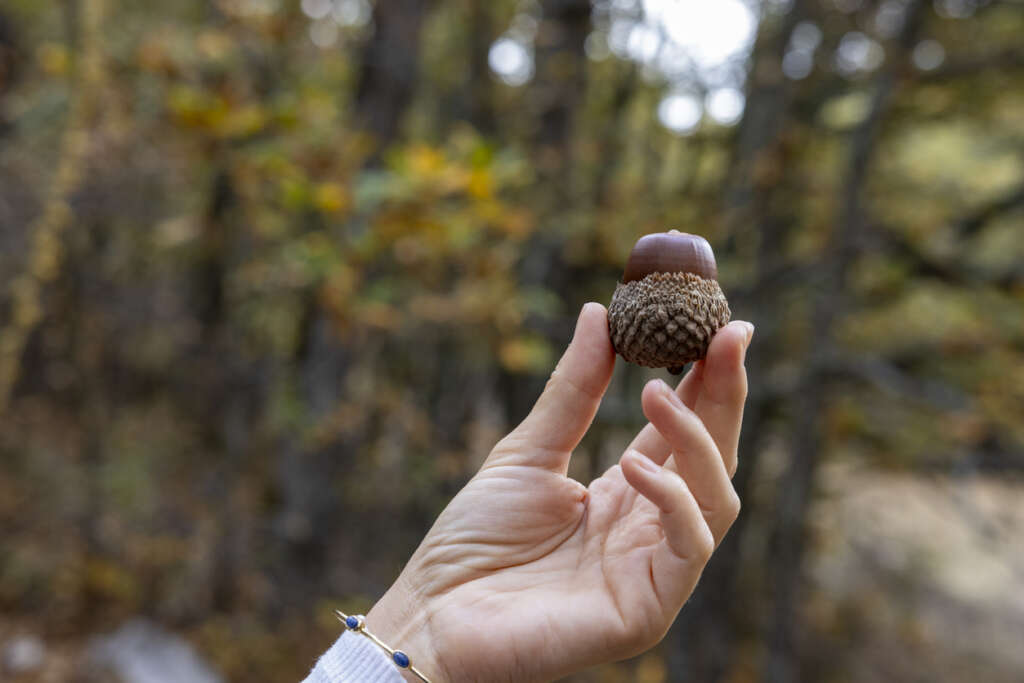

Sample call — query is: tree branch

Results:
[918,47,1024,83]
[825,355,972,411]
[954,182,1024,238]
[862,179,1024,289]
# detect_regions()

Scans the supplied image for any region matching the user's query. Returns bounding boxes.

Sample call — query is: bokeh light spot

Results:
[913,40,946,71]
[783,49,814,80]
[489,37,534,86]
[658,93,702,135]
[301,0,332,20]
[706,88,745,126]
[309,19,339,48]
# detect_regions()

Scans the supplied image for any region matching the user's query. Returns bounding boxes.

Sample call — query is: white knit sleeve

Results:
[302,630,406,683]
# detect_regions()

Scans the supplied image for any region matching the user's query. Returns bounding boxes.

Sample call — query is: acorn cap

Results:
[608,232,730,372]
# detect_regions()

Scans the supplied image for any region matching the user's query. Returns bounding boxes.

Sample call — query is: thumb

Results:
[488,302,616,472]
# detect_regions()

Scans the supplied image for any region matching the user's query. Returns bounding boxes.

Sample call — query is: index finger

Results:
[488,303,615,473]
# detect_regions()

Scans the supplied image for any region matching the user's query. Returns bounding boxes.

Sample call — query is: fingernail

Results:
[571,303,589,339]
[741,322,755,349]
[630,450,661,474]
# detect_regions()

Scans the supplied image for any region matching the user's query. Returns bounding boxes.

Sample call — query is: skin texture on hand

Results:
[366,303,753,683]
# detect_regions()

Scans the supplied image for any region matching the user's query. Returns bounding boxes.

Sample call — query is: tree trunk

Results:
[533,0,591,160]
[274,0,438,599]
[355,0,436,148]
[763,3,929,681]
[464,0,497,135]
[667,2,811,680]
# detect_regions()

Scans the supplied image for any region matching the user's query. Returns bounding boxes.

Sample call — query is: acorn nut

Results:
[608,231,730,374]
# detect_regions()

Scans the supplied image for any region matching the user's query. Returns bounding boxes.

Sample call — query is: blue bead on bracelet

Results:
[335,610,433,682]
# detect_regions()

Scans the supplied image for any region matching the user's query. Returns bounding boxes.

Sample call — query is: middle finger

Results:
[640,379,740,544]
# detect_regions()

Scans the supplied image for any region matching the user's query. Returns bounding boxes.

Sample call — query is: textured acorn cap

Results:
[608,271,730,373]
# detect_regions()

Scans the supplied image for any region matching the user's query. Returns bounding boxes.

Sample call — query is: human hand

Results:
[367,303,753,682]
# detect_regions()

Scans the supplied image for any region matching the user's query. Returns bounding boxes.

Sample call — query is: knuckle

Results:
[484,439,515,464]
[695,528,715,562]
[666,469,688,493]
[724,489,741,521]
[707,373,747,408]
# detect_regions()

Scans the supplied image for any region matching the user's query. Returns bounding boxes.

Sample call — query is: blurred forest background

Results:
[1,0,1023,681]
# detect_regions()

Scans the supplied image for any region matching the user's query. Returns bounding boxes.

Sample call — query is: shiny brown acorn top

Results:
[622,230,718,283]
[608,230,730,372]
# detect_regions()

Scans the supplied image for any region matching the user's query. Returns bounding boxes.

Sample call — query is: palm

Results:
[406,463,676,682]
[366,305,751,683]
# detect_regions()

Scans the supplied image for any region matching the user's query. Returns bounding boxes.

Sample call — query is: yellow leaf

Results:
[467,167,493,199]
[196,29,234,62]
[499,336,552,373]
[356,302,401,330]
[313,182,350,213]
[279,177,308,209]
[407,145,446,176]
[216,104,268,139]
[37,43,69,76]
[85,558,140,603]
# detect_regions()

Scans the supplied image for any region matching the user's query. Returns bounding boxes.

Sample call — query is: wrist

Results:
[365,579,445,682]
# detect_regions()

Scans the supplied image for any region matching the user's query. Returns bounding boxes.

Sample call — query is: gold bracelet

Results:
[335,610,434,683]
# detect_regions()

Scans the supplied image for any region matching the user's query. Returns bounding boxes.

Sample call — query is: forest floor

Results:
[808,463,1024,682]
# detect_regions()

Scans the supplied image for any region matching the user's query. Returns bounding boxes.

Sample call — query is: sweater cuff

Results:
[302,630,406,683]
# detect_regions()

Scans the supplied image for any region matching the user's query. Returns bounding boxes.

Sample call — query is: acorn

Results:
[608,231,730,374]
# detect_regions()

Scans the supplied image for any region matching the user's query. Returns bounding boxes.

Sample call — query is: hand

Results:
[367,303,753,682]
